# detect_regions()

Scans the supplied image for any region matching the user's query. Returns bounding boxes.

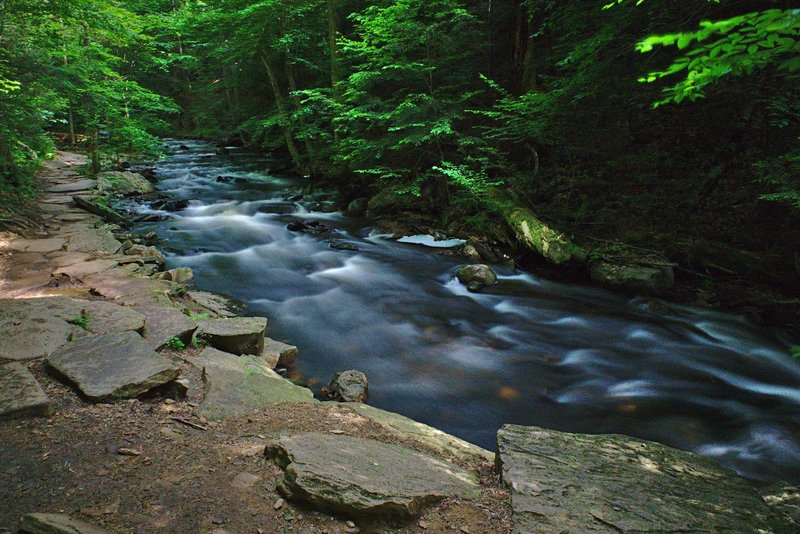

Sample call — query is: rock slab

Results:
[45,179,97,193]
[138,305,197,350]
[266,433,479,519]
[339,403,492,462]
[0,363,52,419]
[261,338,298,368]
[46,331,179,401]
[187,290,237,317]
[496,424,794,534]
[0,297,144,361]
[589,261,674,295]
[188,347,314,420]
[19,512,108,534]
[197,316,267,355]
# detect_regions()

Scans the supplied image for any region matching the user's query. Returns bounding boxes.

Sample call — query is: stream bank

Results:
[0,150,798,533]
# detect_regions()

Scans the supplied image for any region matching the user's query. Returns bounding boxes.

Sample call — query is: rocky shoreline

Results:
[1,152,798,533]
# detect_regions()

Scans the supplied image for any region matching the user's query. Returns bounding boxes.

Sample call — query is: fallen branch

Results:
[170,416,208,431]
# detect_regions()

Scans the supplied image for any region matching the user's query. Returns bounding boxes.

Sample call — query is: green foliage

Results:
[791,346,800,360]
[607,2,799,107]
[336,0,485,191]
[755,149,800,212]
[185,310,210,321]
[68,311,92,331]
[165,336,186,351]
[170,283,189,297]
[0,0,177,191]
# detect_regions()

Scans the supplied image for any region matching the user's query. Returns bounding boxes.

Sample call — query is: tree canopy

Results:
[1,0,798,279]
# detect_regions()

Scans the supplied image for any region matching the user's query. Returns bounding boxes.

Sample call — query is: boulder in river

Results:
[126,165,157,183]
[150,198,189,212]
[323,370,369,403]
[328,240,359,251]
[456,264,498,292]
[495,424,795,534]
[261,338,298,368]
[286,220,331,235]
[153,266,194,283]
[97,171,154,196]
[45,331,179,402]
[589,261,675,295]
[266,433,479,520]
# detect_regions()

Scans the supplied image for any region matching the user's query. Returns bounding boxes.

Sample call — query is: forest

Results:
[1,0,798,325]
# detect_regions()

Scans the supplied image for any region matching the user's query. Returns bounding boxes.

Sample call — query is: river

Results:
[130,140,800,483]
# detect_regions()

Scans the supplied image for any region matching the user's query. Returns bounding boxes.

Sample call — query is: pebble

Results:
[345,521,355,528]
[212,517,224,525]
[418,520,428,529]
[273,498,284,510]
[459,527,470,533]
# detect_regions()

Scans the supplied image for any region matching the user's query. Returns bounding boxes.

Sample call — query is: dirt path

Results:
[0,153,512,534]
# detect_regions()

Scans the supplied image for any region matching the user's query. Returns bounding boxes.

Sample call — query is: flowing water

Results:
[132,140,800,483]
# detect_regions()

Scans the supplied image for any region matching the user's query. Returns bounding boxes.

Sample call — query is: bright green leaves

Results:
[335,0,485,189]
[624,6,799,107]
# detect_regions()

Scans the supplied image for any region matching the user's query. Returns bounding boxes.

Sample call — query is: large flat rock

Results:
[49,298,146,335]
[266,433,480,519]
[19,512,108,533]
[496,424,794,534]
[65,226,121,254]
[339,402,492,462]
[0,296,142,361]
[138,305,197,350]
[188,347,314,420]
[197,317,267,355]
[0,363,52,419]
[83,271,174,306]
[8,238,66,253]
[44,179,97,193]
[187,290,237,317]
[45,331,179,402]
[53,259,118,280]
[0,307,73,361]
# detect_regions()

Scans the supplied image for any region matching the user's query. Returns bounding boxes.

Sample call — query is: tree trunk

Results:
[260,51,302,169]
[489,190,585,265]
[90,130,100,174]
[327,0,341,143]
[284,58,316,175]
[68,108,76,146]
